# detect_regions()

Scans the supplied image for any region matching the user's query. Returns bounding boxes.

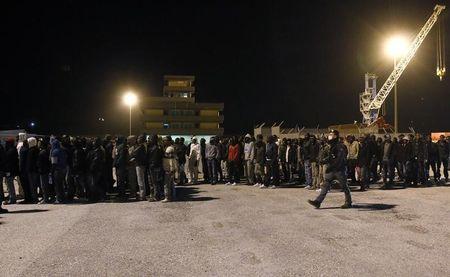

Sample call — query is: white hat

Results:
[245,134,251,139]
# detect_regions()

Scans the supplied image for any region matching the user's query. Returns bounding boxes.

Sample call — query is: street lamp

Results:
[385,36,408,134]
[123,91,138,136]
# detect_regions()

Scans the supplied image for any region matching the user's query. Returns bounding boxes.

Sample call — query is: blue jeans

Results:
[207,159,218,184]
[304,160,312,186]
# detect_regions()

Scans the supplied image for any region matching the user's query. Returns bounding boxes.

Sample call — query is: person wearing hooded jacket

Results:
[308,130,352,209]
[243,134,255,185]
[19,140,33,203]
[26,137,40,203]
[37,139,53,203]
[86,137,105,202]
[437,135,449,182]
[72,138,87,199]
[51,138,68,203]
[188,137,201,184]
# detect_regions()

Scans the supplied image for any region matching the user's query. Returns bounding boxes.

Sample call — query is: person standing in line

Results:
[3,139,18,205]
[51,138,68,204]
[72,138,87,200]
[188,137,201,185]
[317,136,330,192]
[302,134,313,189]
[103,135,115,193]
[309,136,320,190]
[380,135,395,189]
[262,135,279,189]
[308,130,352,209]
[175,137,187,185]
[278,138,288,182]
[113,136,128,200]
[86,138,106,202]
[19,139,32,203]
[437,135,449,183]
[133,135,147,201]
[219,138,229,183]
[426,135,439,183]
[26,137,40,203]
[286,139,297,182]
[243,134,255,186]
[162,136,177,202]
[226,137,240,186]
[253,134,266,187]
[126,135,138,200]
[200,138,209,183]
[147,134,163,201]
[357,136,370,191]
[205,137,219,185]
[415,134,428,186]
[345,135,359,185]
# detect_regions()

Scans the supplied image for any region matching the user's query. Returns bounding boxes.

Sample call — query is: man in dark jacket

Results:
[103,135,114,193]
[86,137,105,202]
[176,137,188,185]
[437,135,449,182]
[51,138,68,203]
[262,135,279,189]
[147,134,163,201]
[37,139,53,203]
[72,137,87,199]
[19,140,33,203]
[114,136,128,200]
[308,130,352,209]
[26,137,40,203]
[426,135,439,182]
[357,136,370,191]
[380,135,395,189]
[205,137,219,185]
[254,134,266,187]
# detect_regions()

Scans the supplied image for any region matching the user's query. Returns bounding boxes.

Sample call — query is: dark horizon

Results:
[1,0,449,136]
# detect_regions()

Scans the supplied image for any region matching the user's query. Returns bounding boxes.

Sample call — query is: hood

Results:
[51,140,61,149]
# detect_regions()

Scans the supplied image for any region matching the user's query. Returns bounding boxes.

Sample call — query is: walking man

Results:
[308,130,352,209]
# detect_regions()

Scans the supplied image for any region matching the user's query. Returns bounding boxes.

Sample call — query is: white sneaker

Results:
[269,185,276,189]
[231,183,237,186]
[305,185,312,190]
[225,182,231,186]
[260,184,267,189]
[316,188,322,192]
[253,183,260,187]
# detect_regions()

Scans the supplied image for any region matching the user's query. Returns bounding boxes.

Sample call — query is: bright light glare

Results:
[385,36,409,58]
[123,91,138,106]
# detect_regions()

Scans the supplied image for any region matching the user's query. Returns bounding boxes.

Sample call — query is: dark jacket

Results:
[37,147,51,175]
[147,144,163,169]
[266,142,278,164]
[26,146,39,173]
[176,143,187,164]
[51,140,68,170]
[19,145,29,174]
[113,143,128,169]
[4,143,19,175]
[310,142,319,163]
[72,146,87,174]
[325,141,347,173]
[87,146,105,173]
[357,141,371,167]
[427,141,439,162]
[132,144,147,167]
[254,141,266,165]
[437,140,449,160]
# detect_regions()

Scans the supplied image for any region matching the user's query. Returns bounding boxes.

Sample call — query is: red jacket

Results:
[228,144,240,161]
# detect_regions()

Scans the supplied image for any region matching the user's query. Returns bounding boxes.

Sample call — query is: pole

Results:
[394,57,398,134]
[129,105,132,136]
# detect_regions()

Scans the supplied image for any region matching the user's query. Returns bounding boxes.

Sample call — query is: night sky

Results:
[1,0,449,135]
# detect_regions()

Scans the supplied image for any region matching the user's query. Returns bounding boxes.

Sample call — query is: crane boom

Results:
[365,5,445,124]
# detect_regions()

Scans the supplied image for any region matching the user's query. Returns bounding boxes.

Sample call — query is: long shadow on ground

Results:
[175,186,219,202]
[320,203,397,211]
[6,209,49,214]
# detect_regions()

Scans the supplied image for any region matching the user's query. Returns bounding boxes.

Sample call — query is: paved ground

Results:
[1,183,450,277]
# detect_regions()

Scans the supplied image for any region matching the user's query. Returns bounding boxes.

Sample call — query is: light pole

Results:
[122,91,138,136]
[385,36,408,134]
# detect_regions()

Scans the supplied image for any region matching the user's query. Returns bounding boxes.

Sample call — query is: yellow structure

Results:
[141,75,224,136]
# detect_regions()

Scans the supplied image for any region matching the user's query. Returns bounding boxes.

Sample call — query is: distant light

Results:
[98,117,105,122]
[385,36,408,58]
[123,91,138,107]
[30,122,35,127]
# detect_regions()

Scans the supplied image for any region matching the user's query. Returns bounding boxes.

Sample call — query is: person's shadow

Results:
[5,209,49,214]
[320,203,396,211]
[175,186,219,202]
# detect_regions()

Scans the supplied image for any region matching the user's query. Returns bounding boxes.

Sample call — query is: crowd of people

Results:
[0,130,449,213]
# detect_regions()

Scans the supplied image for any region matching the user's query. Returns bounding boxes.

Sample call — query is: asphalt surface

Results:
[1,183,450,276]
